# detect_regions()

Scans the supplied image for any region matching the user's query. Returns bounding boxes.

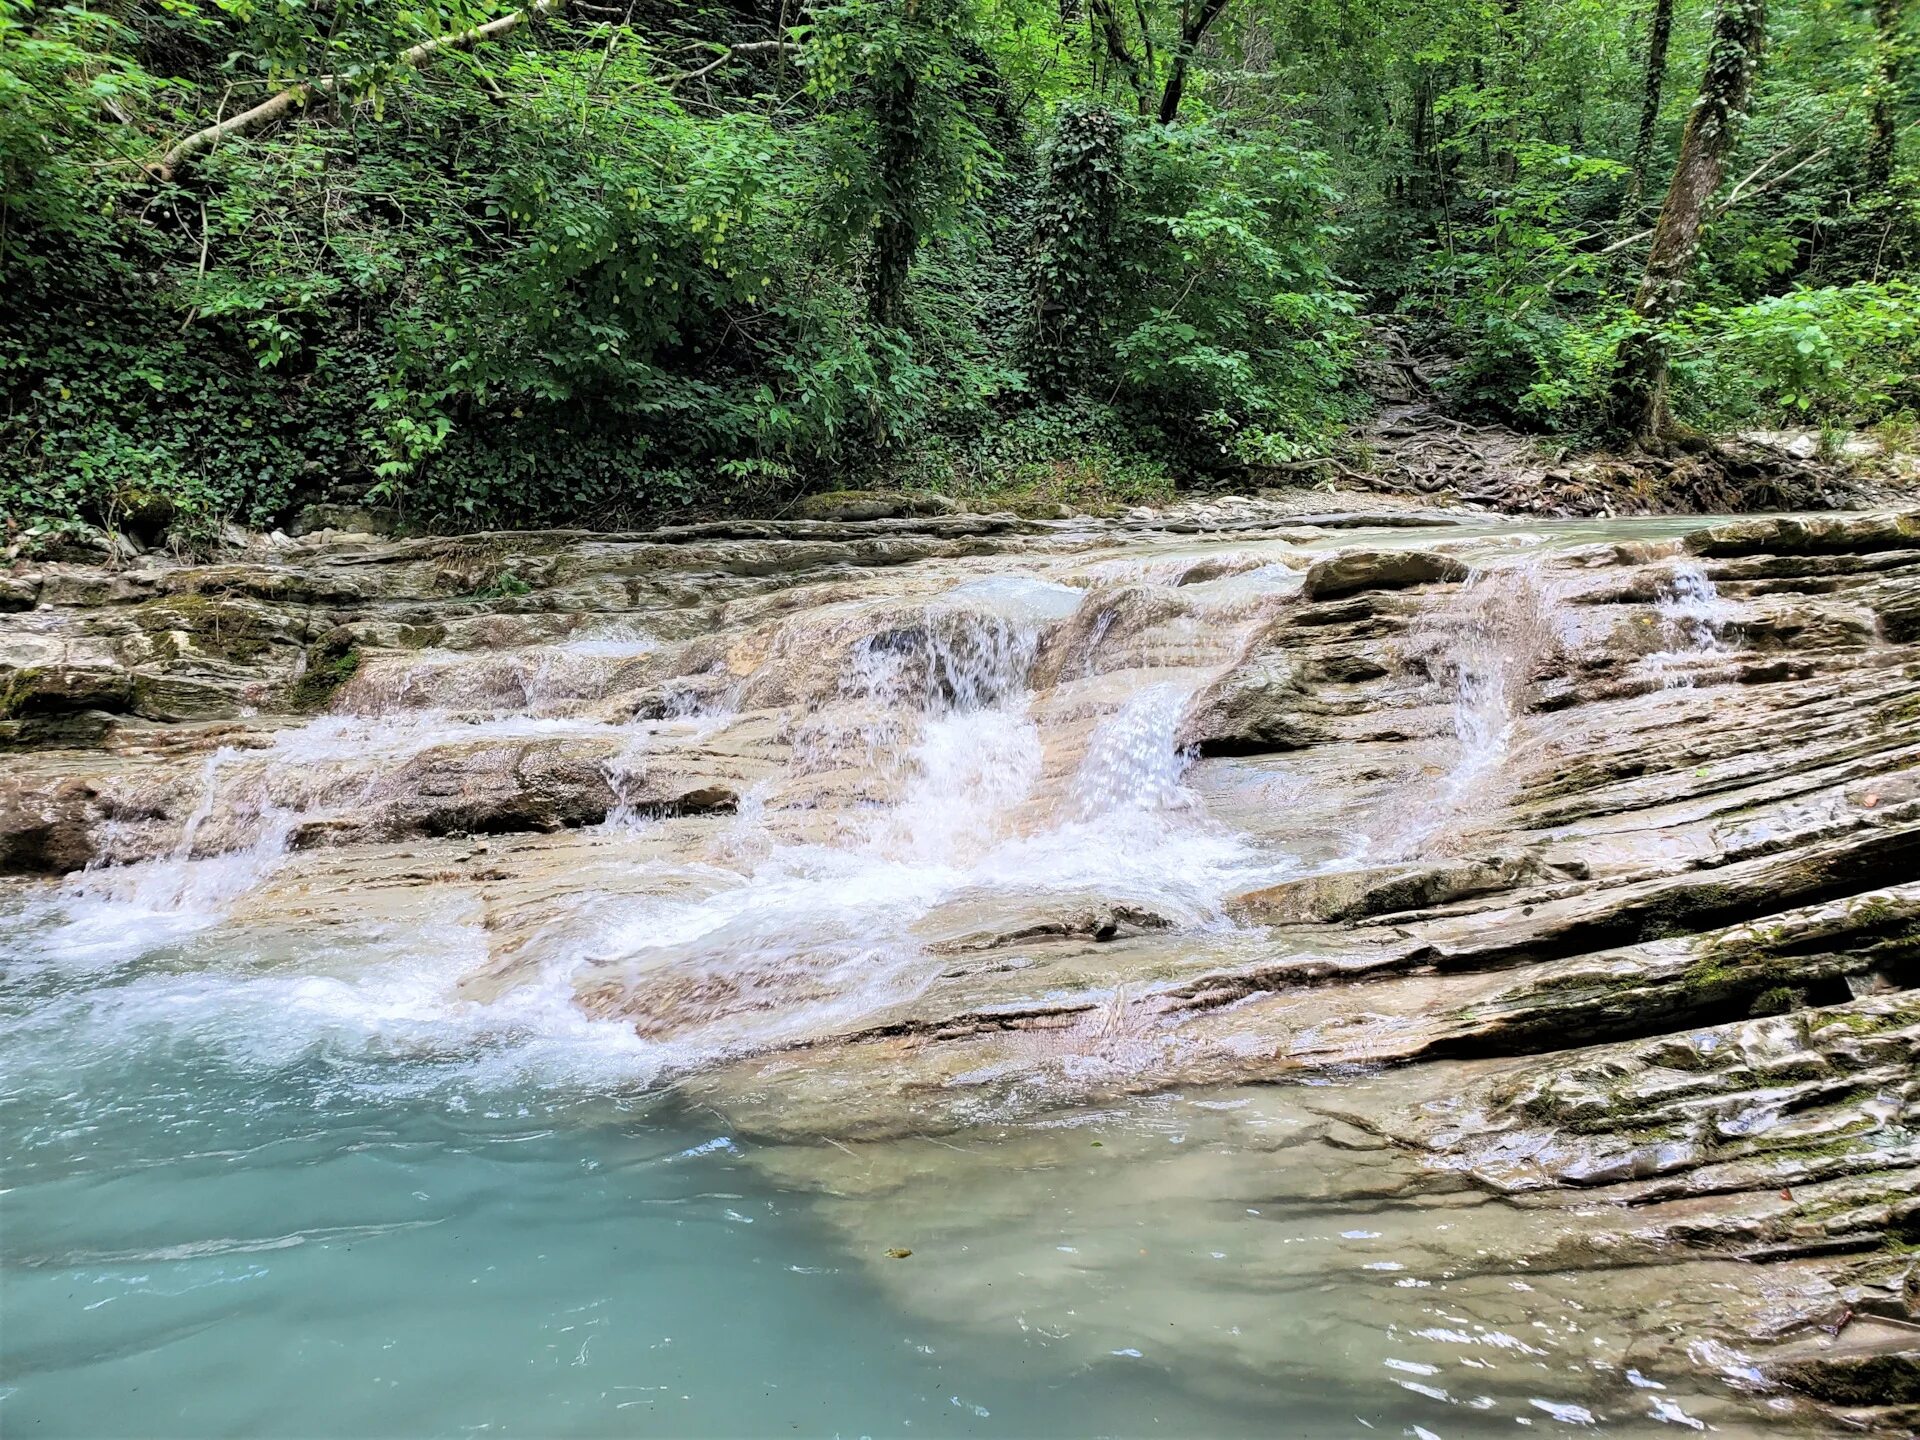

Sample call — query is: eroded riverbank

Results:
[3,503,1916,1434]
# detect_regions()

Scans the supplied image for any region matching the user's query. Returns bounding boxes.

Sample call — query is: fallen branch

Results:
[664,39,798,88]
[151,0,565,180]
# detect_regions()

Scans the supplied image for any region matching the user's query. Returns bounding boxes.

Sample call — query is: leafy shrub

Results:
[920,399,1176,509]
[1669,281,1920,425]
[1019,109,1361,468]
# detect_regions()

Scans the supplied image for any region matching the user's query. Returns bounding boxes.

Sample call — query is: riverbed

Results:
[3,506,1915,1434]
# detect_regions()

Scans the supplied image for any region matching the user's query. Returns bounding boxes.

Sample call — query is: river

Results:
[4,507,1912,1436]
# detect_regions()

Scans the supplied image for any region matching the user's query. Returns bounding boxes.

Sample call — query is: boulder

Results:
[1301,548,1471,600]
[792,490,962,522]
[1180,662,1325,754]
[0,778,99,874]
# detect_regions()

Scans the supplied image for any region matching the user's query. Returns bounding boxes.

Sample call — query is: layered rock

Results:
[4,502,1918,1428]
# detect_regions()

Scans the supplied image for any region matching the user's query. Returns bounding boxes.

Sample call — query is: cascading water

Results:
[1070,683,1196,821]
[1650,561,1737,686]
[1384,562,1566,857]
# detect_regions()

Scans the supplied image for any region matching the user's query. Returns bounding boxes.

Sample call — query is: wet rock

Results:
[1874,584,1920,643]
[923,902,1172,955]
[1029,584,1197,688]
[0,778,99,874]
[1403,885,1920,1059]
[1735,598,1878,651]
[297,738,740,848]
[1684,511,1920,559]
[0,576,39,612]
[1230,854,1552,924]
[129,672,247,722]
[3,503,1910,1431]
[792,491,961,522]
[1765,1327,1920,1408]
[1178,656,1325,755]
[288,629,363,712]
[1375,990,1920,1210]
[1300,548,1470,600]
[0,711,117,751]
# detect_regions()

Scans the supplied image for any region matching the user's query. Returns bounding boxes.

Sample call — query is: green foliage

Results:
[1,0,1915,539]
[1025,106,1361,461]
[1112,120,1360,461]
[916,398,1178,510]
[0,0,165,265]
[1027,102,1125,392]
[1672,281,1920,424]
[800,0,994,328]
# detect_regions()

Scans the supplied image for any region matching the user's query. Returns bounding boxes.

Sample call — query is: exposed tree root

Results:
[1255,325,1874,517]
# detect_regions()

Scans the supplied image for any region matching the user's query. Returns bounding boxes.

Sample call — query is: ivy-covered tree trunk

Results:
[1864,0,1909,190]
[869,61,923,329]
[1605,0,1765,445]
[1027,104,1124,392]
[1624,0,1675,208]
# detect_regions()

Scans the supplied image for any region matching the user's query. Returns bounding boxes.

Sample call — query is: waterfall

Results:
[1386,563,1566,857]
[1650,561,1737,686]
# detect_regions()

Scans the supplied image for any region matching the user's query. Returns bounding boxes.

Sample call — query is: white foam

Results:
[1649,563,1738,687]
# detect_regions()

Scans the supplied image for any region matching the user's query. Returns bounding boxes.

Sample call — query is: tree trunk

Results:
[1605,0,1765,445]
[1407,69,1437,208]
[1624,0,1675,208]
[869,63,921,329]
[1157,0,1231,123]
[1089,0,1151,113]
[1865,0,1909,190]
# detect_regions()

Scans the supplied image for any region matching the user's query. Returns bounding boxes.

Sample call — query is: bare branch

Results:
[151,0,566,181]
[664,39,799,88]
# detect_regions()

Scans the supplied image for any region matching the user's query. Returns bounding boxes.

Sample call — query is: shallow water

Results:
[0,516,1807,1436]
[7,1047,1275,1439]
[0,1029,1765,1437]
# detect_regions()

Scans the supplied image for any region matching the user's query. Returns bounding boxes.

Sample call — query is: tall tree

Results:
[1605,0,1767,444]
[1090,0,1152,111]
[1624,0,1675,208]
[1157,0,1232,122]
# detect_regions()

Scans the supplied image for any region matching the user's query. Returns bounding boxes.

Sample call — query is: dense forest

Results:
[1,0,1915,537]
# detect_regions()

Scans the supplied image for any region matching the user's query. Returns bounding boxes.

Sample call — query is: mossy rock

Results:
[127,593,298,663]
[289,631,362,712]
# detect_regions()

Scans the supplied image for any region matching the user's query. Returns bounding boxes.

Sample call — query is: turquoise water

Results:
[0,968,1767,1439]
[1,870,1795,1440]
[2,933,1362,1438]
